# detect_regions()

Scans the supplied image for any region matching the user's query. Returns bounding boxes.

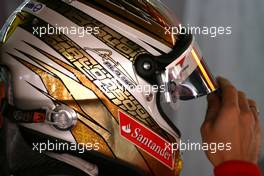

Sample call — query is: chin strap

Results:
[1,101,77,131]
[0,79,44,124]
[2,103,46,123]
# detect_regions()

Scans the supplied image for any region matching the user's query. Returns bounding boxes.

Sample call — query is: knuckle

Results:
[238,91,246,98]
[248,99,257,106]
[241,110,252,117]
[226,85,237,93]
[241,113,255,125]
[225,105,240,114]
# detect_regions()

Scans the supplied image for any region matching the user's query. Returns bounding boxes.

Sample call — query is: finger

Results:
[217,77,239,108]
[248,99,261,157]
[248,99,260,123]
[248,99,259,113]
[207,92,221,111]
[205,92,221,122]
[248,99,259,115]
[238,91,250,112]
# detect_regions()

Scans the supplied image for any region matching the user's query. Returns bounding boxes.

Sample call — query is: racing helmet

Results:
[0,0,217,176]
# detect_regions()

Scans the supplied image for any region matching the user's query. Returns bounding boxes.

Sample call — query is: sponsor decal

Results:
[166,45,197,82]
[119,110,174,169]
[24,1,45,14]
[83,47,137,88]
[165,43,216,92]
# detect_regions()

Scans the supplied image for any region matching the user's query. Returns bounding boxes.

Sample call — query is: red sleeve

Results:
[214,160,262,176]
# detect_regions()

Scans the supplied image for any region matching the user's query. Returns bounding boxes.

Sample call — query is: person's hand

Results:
[201,77,262,166]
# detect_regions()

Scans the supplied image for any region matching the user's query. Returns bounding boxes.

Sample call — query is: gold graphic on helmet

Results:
[83,47,138,86]
[18,12,174,140]
[8,48,158,175]
[8,52,114,157]
[27,35,169,138]
[35,0,149,61]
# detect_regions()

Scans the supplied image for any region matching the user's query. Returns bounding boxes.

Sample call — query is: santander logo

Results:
[119,111,174,169]
[122,124,132,134]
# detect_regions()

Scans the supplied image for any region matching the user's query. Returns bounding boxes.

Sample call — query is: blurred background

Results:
[1,0,264,175]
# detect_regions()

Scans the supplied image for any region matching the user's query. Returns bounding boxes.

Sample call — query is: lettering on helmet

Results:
[83,47,137,88]
[119,110,175,169]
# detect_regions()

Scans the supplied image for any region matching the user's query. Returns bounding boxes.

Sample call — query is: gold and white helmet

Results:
[0,0,217,175]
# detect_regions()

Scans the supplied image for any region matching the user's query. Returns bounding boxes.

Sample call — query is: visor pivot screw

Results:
[143,62,151,70]
[46,104,77,131]
[135,54,158,84]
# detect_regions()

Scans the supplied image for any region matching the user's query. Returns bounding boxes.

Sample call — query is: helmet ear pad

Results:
[134,54,159,85]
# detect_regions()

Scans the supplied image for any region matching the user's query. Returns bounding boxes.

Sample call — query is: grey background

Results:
[163,0,264,175]
[1,0,264,175]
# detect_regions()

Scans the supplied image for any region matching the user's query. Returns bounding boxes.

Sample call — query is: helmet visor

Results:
[159,38,217,102]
